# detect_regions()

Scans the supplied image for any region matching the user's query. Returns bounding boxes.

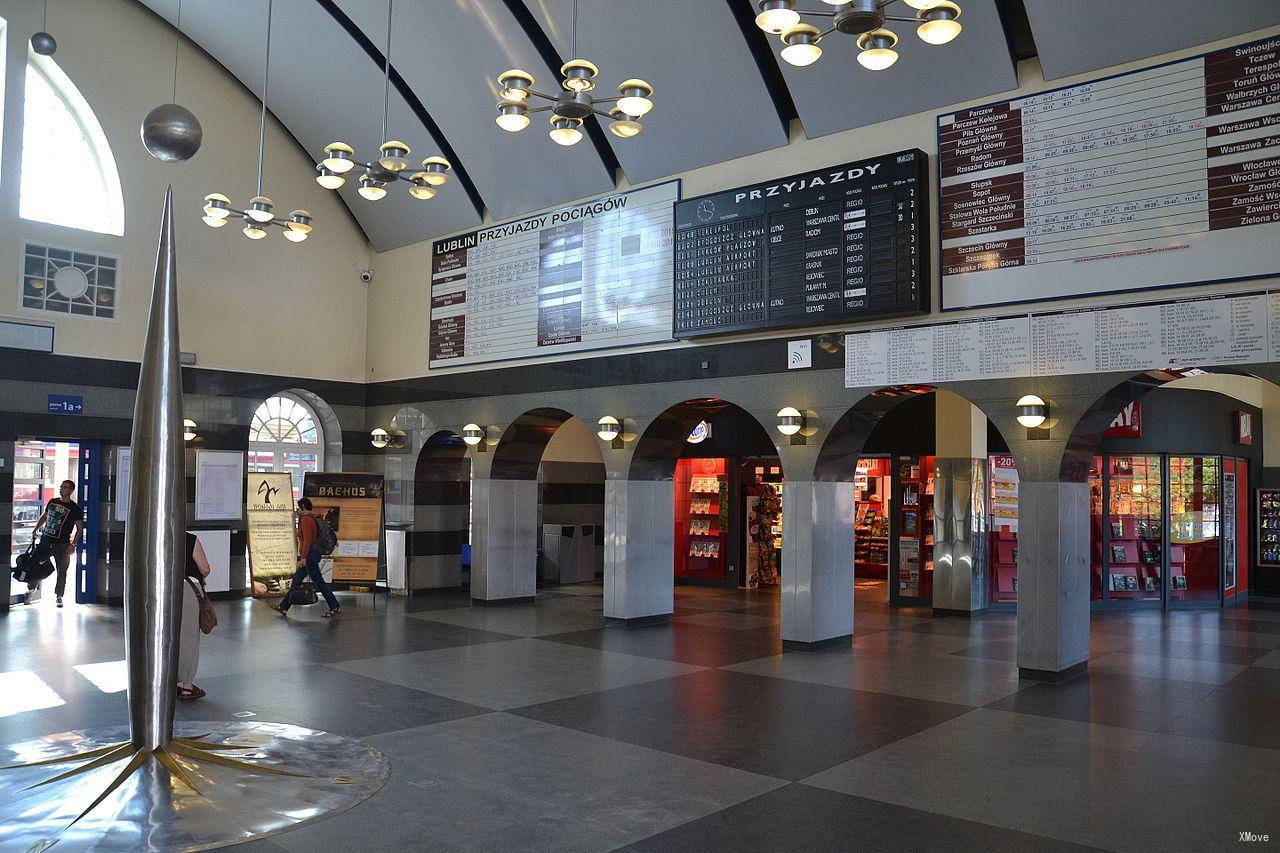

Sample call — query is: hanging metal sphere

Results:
[140,103,203,162]
[30,32,57,56]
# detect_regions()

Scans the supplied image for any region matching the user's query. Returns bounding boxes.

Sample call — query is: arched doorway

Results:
[473,409,605,605]
[407,430,471,592]
[1062,369,1278,609]
[247,392,327,501]
[814,386,1016,614]
[619,399,783,621]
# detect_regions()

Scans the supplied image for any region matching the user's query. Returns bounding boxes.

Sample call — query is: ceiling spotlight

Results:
[202,192,231,220]
[247,195,275,222]
[781,24,823,67]
[758,0,960,71]
[549,116,584,146]
[755,0,800,33]
[378,140,411,171]
[561,59,599,93]
[358,173,388,201]
[420,156,451,186]
[916,1,962,44]
[322,142,356,174]
[408,176,437,200]
[488,3,653,148]
[496,100,531,132]
[284,210,312,241]
[242,219,267,240]
[315,167,345,190]
[857,29,900,71]
[607,109,642,138]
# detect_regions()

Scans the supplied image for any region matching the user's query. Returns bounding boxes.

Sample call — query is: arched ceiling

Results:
[136,0,1280,251]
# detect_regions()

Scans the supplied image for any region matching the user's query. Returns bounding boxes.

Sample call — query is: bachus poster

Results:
[246,471,297,590]
[302,472,384,582]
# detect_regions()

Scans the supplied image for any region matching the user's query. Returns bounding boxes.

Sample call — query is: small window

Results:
[19,52,124,235]
[21,241,118,319]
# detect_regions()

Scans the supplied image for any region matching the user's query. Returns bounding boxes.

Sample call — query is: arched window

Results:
[248,394,324,500]
[19,52,124,235]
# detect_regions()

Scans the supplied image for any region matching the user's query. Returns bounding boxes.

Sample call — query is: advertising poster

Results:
[303,473,384,583]
[246,471,297,592]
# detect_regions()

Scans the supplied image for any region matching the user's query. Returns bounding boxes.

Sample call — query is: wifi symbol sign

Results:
[788,340,812,370]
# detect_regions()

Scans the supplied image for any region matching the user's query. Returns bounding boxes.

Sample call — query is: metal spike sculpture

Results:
[0,189,388,850]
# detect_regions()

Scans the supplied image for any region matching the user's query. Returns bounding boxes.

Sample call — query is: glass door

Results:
[1104,455,1163,602]
[1169,455,1221,603]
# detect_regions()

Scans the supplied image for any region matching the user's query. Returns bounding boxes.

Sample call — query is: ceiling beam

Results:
[722,0,798,135]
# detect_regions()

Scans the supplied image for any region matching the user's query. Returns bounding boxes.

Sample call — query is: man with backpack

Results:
[272,497,341,617]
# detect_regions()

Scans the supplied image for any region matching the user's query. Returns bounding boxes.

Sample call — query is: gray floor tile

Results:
[326,638,703,710]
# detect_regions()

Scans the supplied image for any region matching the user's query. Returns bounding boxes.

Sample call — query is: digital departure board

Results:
[672,150,928,338]
[939,33,1280,311]
[429,181,678,367]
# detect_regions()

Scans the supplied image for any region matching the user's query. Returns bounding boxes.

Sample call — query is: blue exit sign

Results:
[48,395,84,415]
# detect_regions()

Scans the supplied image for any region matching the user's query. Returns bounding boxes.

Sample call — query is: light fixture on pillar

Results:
[755,0,962,71]
[315,0,452,203]
[200,0,313,241]
[596,415,624,449]
[182,419,197,442]
[370,428,390,449]
[776,406,806,446]
[490,0,654,147]
[462,423,486,452]
[1016,394,1049,439]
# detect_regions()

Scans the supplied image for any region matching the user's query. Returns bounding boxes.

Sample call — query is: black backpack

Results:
[12,542,56,587]
[311,514,337,556]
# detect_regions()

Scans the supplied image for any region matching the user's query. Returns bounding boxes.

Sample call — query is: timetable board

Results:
[429,181,678,367]
[673,150,928,338]
[939,34,1280,311]
[844,289,1279,389]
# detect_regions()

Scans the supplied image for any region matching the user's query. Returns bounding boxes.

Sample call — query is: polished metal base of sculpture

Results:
[0,720,388,851]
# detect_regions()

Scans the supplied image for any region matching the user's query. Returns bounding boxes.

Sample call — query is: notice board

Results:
[302,472,384,583]
[938,34,1280,310]
[246,471,297,585]
[429,181,678,367]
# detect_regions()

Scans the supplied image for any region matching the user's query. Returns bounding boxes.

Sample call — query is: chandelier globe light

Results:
[315,0,452,202]
[756,0,962,70]
[491,0,654,146]
[200,0,312,242]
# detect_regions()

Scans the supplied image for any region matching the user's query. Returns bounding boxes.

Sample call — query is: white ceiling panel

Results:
[333,0,614,223]
[521,0,790,184]
[1025,0,1280,81]
[776,0,1017,140]
[137,0,482,251]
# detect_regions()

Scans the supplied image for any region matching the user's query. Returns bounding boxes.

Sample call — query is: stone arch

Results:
[628,398,779,481]
[403,430,472,592]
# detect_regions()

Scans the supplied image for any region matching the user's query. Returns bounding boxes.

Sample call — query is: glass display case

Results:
[988,455,1019,603]
[893,455,934,604]
[674,457,728,582]
[854,457,890,580]
[1105,455,1163,602]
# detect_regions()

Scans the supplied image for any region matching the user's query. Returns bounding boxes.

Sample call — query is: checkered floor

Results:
[2,584,1278,851]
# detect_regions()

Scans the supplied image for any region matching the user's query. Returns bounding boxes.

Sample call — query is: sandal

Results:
[322,608,341,618]
[177,685,206,700]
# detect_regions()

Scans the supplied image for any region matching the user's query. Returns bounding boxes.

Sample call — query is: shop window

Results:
[19,52,124,235]
[988,455,1019,603]
[20,241,118,318]
[249,394,324,500]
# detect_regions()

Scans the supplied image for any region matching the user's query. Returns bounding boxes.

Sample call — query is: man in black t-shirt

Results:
[32,480,84,608]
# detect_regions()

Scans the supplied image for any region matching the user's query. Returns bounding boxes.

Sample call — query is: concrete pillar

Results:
[781,480,856,648]
[932,390,988,614]
[1015,479,1091,679]
[469,477,538,604]
[603,478,674,623]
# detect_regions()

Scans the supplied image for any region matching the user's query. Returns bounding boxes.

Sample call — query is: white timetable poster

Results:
[845,290,1277,388]
[939,34,1280,310]
[429,181,678,367]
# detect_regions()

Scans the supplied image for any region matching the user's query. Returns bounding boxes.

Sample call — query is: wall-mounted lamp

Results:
[462,423,485,448]
[370,427,390,449]
[596,415,625,449]
[1015,395,1047,428]
[183,419,198,442]
[776,407,803,436]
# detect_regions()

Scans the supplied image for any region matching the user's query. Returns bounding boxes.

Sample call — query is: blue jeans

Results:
[280,547,339,611]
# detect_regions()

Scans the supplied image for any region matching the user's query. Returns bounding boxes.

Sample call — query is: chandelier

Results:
[201,0,311,241]
[315,0,452,202]
[755,0,962,70]
[492,0,654,146]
